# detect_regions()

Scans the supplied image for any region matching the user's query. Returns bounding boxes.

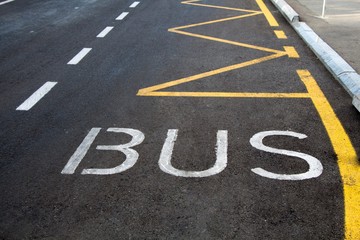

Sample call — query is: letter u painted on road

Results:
[158,129,228,177]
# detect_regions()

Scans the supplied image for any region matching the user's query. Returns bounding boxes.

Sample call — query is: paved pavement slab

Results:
[286,0,360,73]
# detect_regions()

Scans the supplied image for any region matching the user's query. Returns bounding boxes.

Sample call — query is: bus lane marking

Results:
[135,0,360,238]
[63,128,323,180]
[138,0,298,98]
[298,70,360,240]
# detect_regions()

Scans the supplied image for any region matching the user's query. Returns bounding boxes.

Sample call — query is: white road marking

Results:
[250,130,323,180]
[159,129,228,177]
[129,1,140,8]
[116,12,129,20]
[16,82,57,111]
[82,128,145,175]
[67,48,92,65]
[61,128,101,174]
[0,0,15,6]
[96,26,114,38]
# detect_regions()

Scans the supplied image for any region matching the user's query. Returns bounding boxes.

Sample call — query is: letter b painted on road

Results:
[61,128,144,175]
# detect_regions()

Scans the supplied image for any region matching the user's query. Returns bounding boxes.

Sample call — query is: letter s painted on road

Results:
[249,130,323,180]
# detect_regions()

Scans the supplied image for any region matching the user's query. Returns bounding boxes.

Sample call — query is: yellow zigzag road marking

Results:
[138,53,295,97]
[169,13,262,30]
[274,30,287,39]
[255,0,279,26]
[137,0,299,97]
[140,91,310,98]
[182,0,260,13]
[169,28,284,55]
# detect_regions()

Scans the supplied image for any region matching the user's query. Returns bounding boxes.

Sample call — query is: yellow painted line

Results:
[137,53,285,95]
[138,91,310,98]
[274,30,287,39]
[169,29,285,54]
[182,0,261,13]
[284,46,300,58]
[167,0,288,56]
[255,0,279,27]
[138,0,296,99]
[171,12,262,30]
[298,70,360,240]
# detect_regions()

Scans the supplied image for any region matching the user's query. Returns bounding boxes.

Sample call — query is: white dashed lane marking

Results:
[97,26,114,38]
[129,1,140,8]
[67,48,92,65]
[16,82,57,111]
[116,12,129,20]
[16,2,140,111]
[0,0,15,6]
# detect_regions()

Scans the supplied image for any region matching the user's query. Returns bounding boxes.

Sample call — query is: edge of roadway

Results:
[269,0,360,112]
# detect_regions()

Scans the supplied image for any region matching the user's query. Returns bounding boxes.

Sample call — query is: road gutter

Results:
[269,0,360,112]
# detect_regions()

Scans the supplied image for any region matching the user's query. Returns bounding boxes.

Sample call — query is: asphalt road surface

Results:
[1,0,360,239]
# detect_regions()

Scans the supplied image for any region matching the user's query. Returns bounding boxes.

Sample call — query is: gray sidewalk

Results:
[287,0,360,73]
[271,0,360,111]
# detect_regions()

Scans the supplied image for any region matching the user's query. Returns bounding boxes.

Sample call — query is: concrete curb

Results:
[271,0,299,22]
[269,0,360,112]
